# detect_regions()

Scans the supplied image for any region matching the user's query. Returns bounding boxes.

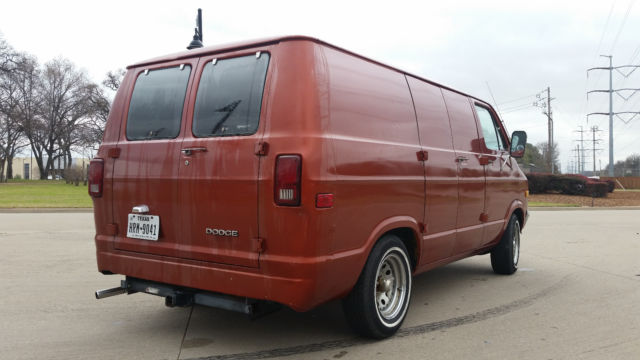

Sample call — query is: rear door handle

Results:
[181,147,208,156]
[456,156,468,163]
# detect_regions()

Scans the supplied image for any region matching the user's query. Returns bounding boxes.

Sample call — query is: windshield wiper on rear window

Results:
[210,99,241,135]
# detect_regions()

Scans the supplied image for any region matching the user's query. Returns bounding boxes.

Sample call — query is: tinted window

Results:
[193,54,269,137]
[126,66,191,140]
[475,105,505,151]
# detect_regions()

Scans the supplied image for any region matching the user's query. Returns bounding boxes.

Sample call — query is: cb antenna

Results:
[187,9,203,50]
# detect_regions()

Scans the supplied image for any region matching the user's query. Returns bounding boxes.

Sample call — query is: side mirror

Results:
[510,131,527,158]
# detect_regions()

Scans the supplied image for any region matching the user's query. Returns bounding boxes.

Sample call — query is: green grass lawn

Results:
[528,201,579,207]
[0,180,92,208]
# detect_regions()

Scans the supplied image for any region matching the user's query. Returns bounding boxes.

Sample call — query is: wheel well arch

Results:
[384,227,419,271]
[512,207,524,229]
[503,199,526,233]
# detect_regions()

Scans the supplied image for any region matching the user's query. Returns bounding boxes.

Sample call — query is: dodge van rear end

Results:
[92,36,528,338]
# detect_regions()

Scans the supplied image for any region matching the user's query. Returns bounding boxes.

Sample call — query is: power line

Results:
[585,1,617,114]
[608,0,635,54]
[497,93,538,106]
[628,44,640,64]
[501,103,535,113]
[485,81,503,120]
[594,1,616,62]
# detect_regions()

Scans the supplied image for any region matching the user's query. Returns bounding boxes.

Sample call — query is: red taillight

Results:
[88,158,104,198]
[316,193,334,208]
[275,155,301,206]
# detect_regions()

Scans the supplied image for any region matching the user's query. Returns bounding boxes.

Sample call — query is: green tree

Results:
[516,143,548,173]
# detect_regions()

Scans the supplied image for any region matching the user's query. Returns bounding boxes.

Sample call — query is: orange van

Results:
[91,36,528,338]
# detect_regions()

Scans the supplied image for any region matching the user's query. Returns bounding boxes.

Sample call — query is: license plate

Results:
[127,214,160,241]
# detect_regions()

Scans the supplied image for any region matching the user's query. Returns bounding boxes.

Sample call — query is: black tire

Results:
[491,214,521,275]
[342,234,412,339]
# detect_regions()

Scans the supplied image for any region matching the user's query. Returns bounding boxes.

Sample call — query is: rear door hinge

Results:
[254,141,269,156]
[479,213,489,223]
[108,148,121,158]
[416,150,428,162]
[253,238,265,253]
[106,223,118,236]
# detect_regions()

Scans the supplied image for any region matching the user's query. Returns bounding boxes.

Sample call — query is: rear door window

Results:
[192,54,270,137]
[126,65,191,140]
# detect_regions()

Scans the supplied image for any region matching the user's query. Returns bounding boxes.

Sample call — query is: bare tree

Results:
[0,35,18,73]
[608,153,640,177]
[0,62,29,181]
[102,68,125,92]
[77,84,110,149]
[2,35,111,180]
[0,34,16,181]
[11,54,47,179]
[25,58,97,178]
[73,69,123,154]
[537,141,560,173]
[1,51,38,180]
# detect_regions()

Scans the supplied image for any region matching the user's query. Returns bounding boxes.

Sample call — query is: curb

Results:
[0,208,93,213]
[529,206,640,211]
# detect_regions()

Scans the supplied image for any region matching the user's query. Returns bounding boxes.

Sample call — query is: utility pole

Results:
[548,87,553,174]
[590,126,603,174]
[587,55,640,176]
[573,145,580,174]
[599,159,602,176]
[534,87,554,173]
[574,126,587,174]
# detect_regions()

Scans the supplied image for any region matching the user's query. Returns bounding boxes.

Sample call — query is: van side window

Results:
[126,66,191,140]
[475,105,506,151]
[193,54,270,137]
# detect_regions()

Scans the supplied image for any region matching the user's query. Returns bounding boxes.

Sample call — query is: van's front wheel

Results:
[342,235,412,339]
[491,214,520,275]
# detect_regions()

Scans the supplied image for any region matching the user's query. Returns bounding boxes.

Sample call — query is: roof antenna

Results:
[187,9,203,50]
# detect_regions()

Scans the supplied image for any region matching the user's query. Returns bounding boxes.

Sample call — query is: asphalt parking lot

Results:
[1,210,639,360]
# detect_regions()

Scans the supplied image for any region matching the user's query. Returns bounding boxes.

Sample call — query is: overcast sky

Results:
[1,0,639,172]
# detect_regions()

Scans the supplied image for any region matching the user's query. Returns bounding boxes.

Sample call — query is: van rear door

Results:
[112,59,196,258]
[176,52,271,268]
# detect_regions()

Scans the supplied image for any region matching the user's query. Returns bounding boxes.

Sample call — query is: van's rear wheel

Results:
[342,234,412,339]
[491,214,520,275]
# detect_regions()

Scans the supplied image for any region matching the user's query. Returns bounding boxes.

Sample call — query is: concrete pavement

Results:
[0,210,638,359]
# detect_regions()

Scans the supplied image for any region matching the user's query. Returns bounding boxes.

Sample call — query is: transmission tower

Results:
[587,55,640,176]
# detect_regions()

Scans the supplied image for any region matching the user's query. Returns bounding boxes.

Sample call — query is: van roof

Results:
[129,35,489,108]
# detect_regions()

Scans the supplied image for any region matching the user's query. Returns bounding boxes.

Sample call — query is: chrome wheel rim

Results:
[513,222,520,266]
[375,248,409,326]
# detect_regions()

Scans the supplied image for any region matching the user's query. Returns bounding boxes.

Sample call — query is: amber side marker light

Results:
[525,190,530,198]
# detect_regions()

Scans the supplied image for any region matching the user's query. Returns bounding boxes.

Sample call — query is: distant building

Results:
[2,157,91,180]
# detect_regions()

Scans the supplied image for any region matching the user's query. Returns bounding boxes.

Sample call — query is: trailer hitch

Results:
[95,277,281,318]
